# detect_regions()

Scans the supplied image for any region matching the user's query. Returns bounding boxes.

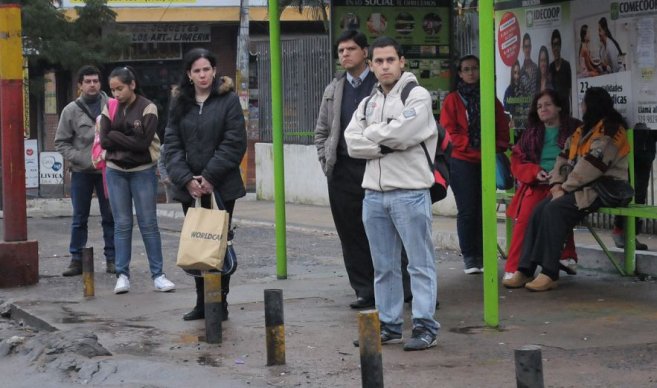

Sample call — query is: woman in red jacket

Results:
[503,89,581,282]
[440,55,510,273]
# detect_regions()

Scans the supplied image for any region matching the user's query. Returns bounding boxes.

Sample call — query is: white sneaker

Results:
[114,274,130,294]
[503,272,514,280]
[464,267,483,274]
[154,274,175,292]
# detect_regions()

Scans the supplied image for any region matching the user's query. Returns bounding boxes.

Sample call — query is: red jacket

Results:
[439,91,510,162]
[506,143,546,219]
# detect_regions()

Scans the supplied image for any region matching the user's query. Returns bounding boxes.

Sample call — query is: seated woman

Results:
[504,87,630,292]
[502,90,582,282]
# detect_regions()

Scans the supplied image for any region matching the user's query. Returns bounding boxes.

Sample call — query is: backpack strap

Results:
[420,142,434,171]
[75,100,96,122]
[400,81,418,105]
[361,81,419,117]
[361,87,378,117]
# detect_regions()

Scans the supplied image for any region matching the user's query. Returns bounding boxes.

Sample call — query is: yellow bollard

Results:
[204,272,222,344]
[265,289,285,365]
[81,247,94,297]
[358,309,383,387]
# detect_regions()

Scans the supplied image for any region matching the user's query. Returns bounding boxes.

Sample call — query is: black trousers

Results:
[328,156,412,300]
[518,193,597,280]
[182,195,235,309]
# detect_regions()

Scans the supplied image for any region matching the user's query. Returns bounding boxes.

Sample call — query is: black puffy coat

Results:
[164,85,247,204]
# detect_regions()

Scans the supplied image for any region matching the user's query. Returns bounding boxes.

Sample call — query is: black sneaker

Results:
[403,327,437,351]
[353,328,402,347]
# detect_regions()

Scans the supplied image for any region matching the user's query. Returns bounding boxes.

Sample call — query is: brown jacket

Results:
[550,120,630,209]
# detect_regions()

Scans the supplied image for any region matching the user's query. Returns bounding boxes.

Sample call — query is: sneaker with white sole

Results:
[464,266,483,274]
[114,274,130,294]
[403,327,437,351]
[154,274,175,292]
[353,328,403,347]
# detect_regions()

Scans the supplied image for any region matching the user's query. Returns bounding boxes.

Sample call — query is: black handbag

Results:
[591,176,634,207]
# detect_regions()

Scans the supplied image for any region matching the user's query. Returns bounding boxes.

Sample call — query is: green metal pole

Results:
[269,0,288,279]
[479,0,499,327]
[625,128,636,275]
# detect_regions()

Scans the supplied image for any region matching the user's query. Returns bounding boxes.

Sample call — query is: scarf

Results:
[457,80,481,149]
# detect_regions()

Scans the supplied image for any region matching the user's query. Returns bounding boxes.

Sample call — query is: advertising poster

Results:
[24,139,38,189]
[332,0,452,115]
[572,0,657,129]
[495,0,576,131]
[39,152,64,185]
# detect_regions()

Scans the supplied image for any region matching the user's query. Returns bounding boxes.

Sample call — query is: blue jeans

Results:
[70,171,114,261]
[106,166,163,279]
[363,189,439,336]
[449,158,483,268]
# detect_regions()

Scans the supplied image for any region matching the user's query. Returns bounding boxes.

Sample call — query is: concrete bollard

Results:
[358,309,383,388]
[514,345,544,388]
[81,247,94,297]
[204,273,223,344]
[264,289,285,365]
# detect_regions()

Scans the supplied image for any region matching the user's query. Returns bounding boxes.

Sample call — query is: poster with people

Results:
[495,0,576,133]
[572,1,632,121]
[572,0,657,129]
[332,0,452,115]
[496,0,657,130]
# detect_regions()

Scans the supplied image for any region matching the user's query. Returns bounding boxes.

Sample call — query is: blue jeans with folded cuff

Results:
[70,171,114,261]
[106,165,163,279]
[363,188,440,336]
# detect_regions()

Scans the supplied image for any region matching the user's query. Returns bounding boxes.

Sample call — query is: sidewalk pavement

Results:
[14,193,657,275]
[1,195,657,387]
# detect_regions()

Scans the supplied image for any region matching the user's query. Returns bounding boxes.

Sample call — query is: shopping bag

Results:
[176,194,229,271]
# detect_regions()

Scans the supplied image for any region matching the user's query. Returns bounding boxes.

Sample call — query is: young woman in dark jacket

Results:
[164,48,247,321]
[503,90,581,282]
[100,66,176,295]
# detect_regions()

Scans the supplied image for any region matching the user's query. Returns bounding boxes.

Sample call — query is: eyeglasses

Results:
[461,66,479,73]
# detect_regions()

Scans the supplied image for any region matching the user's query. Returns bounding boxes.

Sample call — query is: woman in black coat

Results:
[164,48,247,321]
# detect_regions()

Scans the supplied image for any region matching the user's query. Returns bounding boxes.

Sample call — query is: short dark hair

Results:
[336,30,368,49]
[76,65,101,84]
[370,36,402,58]
[523,33,531,44]
[551,29,562,45]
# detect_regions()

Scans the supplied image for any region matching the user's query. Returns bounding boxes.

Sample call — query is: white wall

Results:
[255,143,458,216]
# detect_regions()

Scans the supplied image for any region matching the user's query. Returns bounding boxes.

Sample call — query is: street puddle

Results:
[197,354,222,367]
[449,325,506,334]
[178,333,200,344]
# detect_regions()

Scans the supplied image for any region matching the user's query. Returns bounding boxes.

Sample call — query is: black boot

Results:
[221,274,230,321]
[183,277,205,321]
[183,307,205,321]
[62,260,83,277]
